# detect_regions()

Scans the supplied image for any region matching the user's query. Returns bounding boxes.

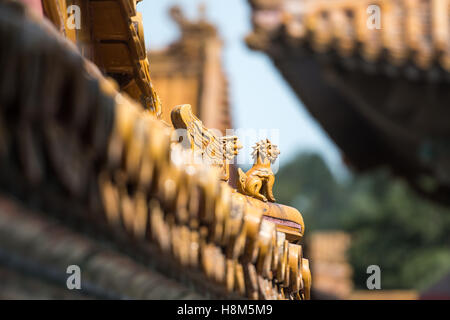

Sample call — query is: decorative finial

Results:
[169,5,185,26]
[198,2,206,22]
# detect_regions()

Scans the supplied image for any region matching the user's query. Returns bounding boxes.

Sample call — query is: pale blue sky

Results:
[139,0,346,176]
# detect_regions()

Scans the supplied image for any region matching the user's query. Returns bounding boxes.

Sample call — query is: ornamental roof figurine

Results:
[238,139,280,202]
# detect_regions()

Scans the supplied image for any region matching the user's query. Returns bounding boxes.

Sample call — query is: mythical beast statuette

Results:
[238,139,280,202]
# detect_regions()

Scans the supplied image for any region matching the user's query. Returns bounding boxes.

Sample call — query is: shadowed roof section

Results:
[246,0,450,205]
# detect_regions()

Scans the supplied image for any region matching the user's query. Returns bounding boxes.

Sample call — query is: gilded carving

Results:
[237,139,280,202]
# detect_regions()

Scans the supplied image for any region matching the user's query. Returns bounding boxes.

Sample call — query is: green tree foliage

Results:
[276,152,450,290]
[276,153,346,231]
